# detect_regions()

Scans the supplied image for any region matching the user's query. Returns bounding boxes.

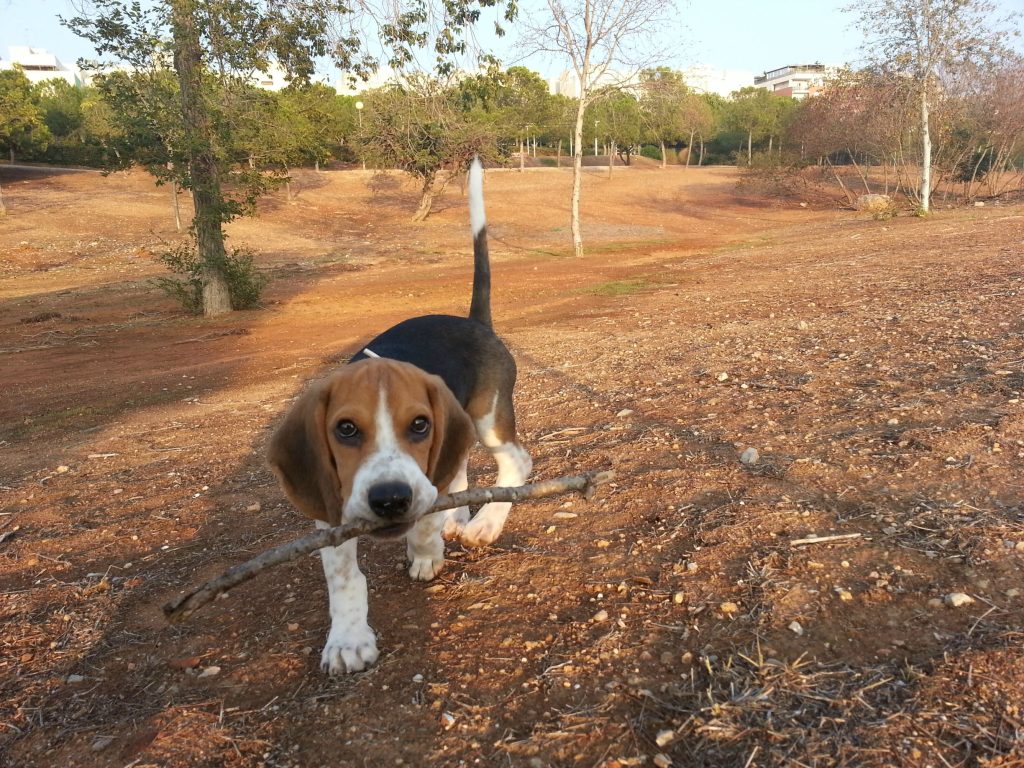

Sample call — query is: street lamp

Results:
[355,100,365,170]
[594,119,599,157]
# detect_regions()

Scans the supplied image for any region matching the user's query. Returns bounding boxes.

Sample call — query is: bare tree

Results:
[844,0,1020,213]
[519,0,673,257]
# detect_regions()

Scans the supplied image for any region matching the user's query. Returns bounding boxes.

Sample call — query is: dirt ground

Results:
[1,162,1022,768]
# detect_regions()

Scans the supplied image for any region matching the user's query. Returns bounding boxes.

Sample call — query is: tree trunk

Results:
[412,174,436,221]
[571,93,587,258]
[314,159,320,173]
[608,141,614,178]
[660,140,666,169]
[747,131,752,165]
[519,138,525,172]
[557,139,562,168]
[172,182,181,231]
[0,177,6,216]
[170,0,231,316]
[698,135,705,166]
[920,83,931,213]
[686,130,694,168]
[8,147,13,164]
[768,135,773,155]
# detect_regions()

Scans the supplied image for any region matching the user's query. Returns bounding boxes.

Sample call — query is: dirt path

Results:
[0,165,1022,767]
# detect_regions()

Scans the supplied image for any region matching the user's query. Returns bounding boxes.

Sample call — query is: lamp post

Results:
[355,100,364,170]
[594,120,599,157]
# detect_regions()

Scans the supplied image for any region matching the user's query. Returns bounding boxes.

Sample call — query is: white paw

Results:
[441,506,470,541]
[459,506,508,548]
[409,554,445,581]
[320,623,379,675]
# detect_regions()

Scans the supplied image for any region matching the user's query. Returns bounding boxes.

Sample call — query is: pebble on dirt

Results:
[739,447,760,465]
[944,592,975,608]
[788,621,804,636]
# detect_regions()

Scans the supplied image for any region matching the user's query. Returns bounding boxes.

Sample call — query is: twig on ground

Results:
[163,470,615,623]
[790,533,863,547]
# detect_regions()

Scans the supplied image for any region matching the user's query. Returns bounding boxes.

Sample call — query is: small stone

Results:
[655,729,675,747]
[57,465,69,473]
[739,447,760,465]
[198,665,221,678]
[1016,542,1024,552]
[974,201,985,207]
[553,511,578,519]
[797,320,809,331]
[1005,588,1020,598]
[412,673,424,683]
[716,372,729,382]
[788,621,804,636]
[886,418,899,426]
[616,409,634,417]
[424,584,445,594]
[596,539,611,549]
[927,598,944,609]
[686,562,698,573]
[592,609,609,623]
[287,623,299,632]
[653,754,673,768]
[246,502,261,512]
[67,674,86,683]
[672,591,685,605]
[834,587,854,602]
[440,712,456,730]
[91,736,114,752]
[944,592,975,608]
[719,601,739,615]
[545,525,557,534]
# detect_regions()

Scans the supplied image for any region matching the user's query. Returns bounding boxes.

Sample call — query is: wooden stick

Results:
[790,532,863,547]
[163,470,615,623]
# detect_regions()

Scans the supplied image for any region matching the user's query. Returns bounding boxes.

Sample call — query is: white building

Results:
[2,46,82,87]
[753,64,835,99]
[681,65,755,97]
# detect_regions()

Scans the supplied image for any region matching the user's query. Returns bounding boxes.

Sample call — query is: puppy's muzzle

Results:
[367,481,414,519]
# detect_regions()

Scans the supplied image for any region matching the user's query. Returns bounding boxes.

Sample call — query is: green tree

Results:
[457,66,554,168]
[724,86,783,165]
[67,0,514,315]
[358,75,496,220]
[590,91,643,169]
[638,68,688,167]
[0,68,51,214]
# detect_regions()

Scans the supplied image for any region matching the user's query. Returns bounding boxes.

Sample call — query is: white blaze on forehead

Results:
[342,378,438,523]
[468,157,486,237]
[374,383,398,451]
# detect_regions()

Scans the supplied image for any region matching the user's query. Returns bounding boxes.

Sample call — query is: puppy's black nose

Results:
[367,481,413,518]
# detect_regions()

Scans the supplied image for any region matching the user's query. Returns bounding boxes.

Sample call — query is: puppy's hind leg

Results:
[460,395,532,548]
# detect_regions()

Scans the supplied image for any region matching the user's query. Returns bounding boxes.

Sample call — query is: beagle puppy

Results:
[268,159,532,674]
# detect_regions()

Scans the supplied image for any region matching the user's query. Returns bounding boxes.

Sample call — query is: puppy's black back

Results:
[350,315,514,407]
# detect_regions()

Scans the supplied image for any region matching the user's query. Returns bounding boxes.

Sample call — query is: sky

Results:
[1,0,1022,81]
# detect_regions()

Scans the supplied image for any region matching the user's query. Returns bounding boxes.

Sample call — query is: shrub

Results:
[640,144,662,161]
[154,238,268,314]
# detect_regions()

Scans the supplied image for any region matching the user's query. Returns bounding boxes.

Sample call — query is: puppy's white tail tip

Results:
[469,157,485,237]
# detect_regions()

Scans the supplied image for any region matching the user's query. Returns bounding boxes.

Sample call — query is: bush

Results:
[639,144,662,161]
[154,238,269,314]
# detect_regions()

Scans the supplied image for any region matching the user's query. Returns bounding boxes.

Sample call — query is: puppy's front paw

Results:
[441,506,470,541]
[459,506,507,548]
[409,554,445,581]
[320,623,379,675]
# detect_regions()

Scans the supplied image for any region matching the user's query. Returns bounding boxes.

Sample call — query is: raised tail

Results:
[467,157,492,328]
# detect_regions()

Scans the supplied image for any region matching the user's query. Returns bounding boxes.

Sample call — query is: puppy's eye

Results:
[335,420,359,441]
[409,416,431,437]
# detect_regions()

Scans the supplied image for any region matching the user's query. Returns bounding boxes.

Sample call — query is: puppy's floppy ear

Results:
[268,380,344,525]
[425,375,476,492]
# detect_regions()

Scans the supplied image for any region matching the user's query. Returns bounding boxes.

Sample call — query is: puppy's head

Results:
[268,359,475,531]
